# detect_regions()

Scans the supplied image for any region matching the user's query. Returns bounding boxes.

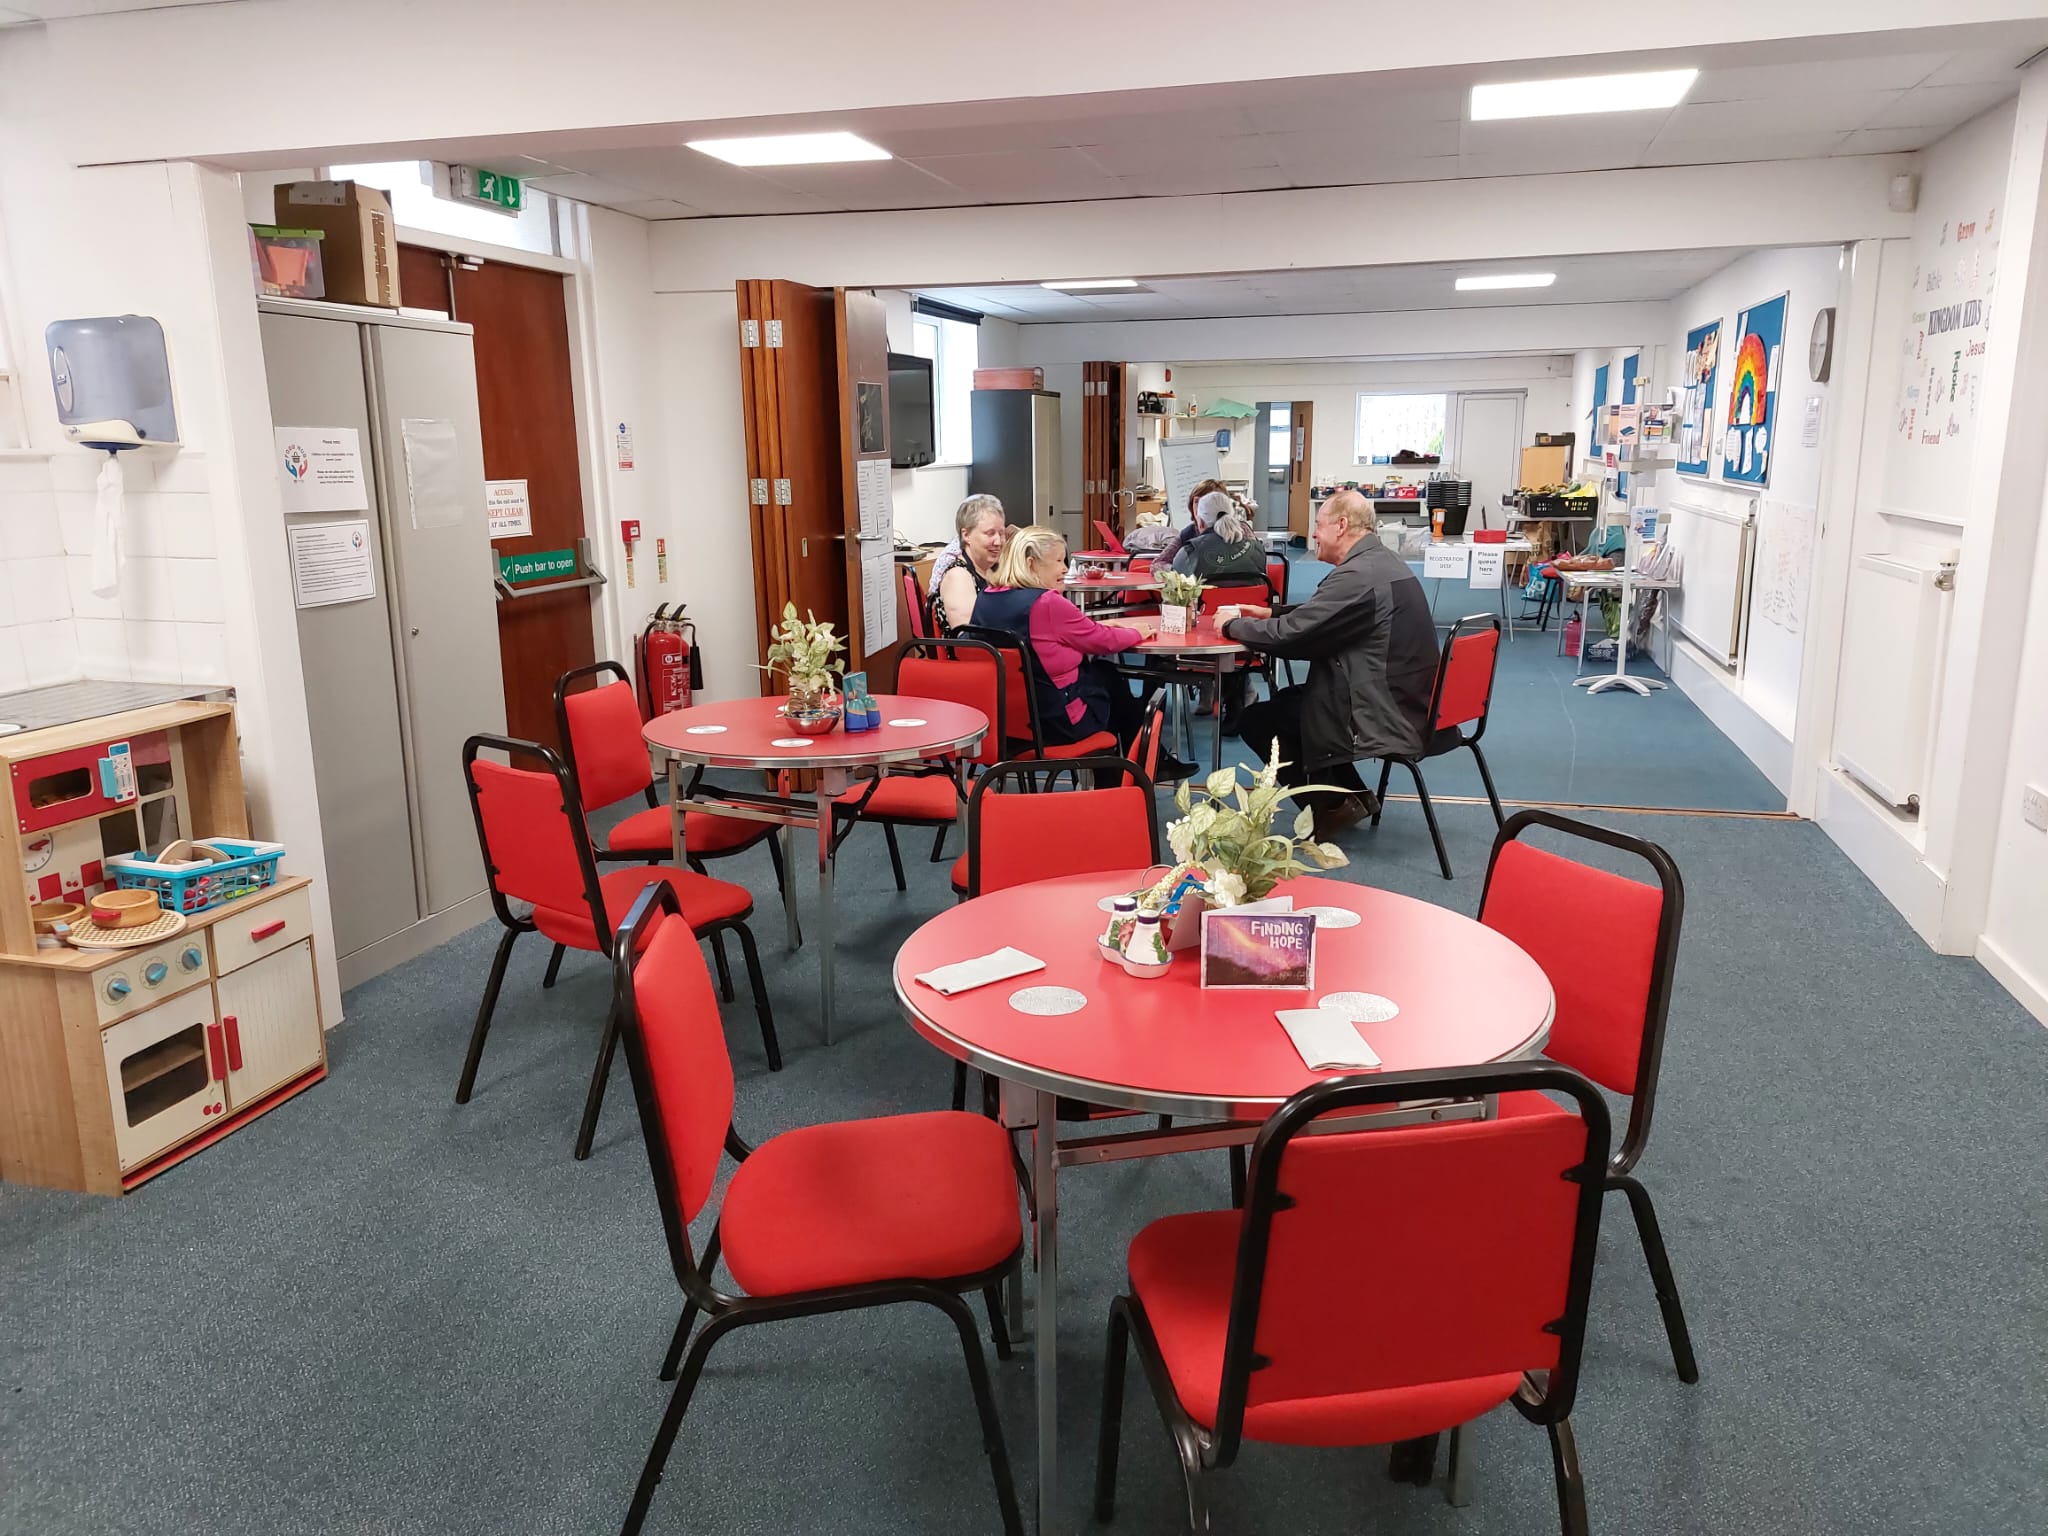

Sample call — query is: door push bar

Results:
[492,536,610,601]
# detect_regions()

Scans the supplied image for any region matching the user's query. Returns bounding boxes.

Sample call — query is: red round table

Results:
[1128,620,1248,773]
[894,867,1552,1533]
[645,694,987,1042]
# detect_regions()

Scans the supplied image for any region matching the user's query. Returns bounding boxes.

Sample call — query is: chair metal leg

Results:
[620,1312,742,1536]
[659,1229,719,1381]
[883,823,907,891]
[1389,1433,1439,1486]
[930,822,950,862]
[1371,759,1392,827]
[1468,741,1506,828]
[763,833,798,938]
[542,943,566,989]
[574,1002,622,1160]
[455,927,520,1104]
[935,1291,1027,1536]
[1228,1143,1247,1209]
[728,922,782,1072]
[951,1059,969,1111]
[1445,1423,1471,1506]
[1404,761,1453,880]
[1613,1173,1700,1382]
[1546,1415,1589,1536]
[1093,1301,1131,1523]
[982,1282,1013,1361]
[708,928,735,1002]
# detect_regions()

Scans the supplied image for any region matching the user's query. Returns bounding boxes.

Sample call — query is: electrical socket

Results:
[2023,783,2048,833]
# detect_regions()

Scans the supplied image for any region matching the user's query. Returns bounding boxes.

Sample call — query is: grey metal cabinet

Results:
[969,389,1062,528]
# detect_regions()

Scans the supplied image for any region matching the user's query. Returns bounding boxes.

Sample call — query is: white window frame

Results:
[1353,390,1451,466]
[912,311,978,469]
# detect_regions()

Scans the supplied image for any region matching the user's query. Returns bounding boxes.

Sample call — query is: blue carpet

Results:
[3,792,2043,1535]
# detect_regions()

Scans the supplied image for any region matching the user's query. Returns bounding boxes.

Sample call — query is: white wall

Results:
[1980,454,2048,1022]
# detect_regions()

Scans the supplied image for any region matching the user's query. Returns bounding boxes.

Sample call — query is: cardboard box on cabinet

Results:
[274,181,399,308]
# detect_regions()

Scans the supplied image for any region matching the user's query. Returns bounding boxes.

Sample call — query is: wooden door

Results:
[399,242,594,750]
[1081,361,1128,550]
[836,288,900,686]
[738,280,848,694]
[216,941,323,1108]
[1287,399,1316,536]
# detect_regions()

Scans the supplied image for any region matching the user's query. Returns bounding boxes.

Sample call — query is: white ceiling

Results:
[0,0,220,21]
[501,34,2044,219]
[918,249,1749,324]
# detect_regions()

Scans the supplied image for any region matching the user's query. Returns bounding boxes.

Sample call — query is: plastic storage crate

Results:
[107,838,285,914]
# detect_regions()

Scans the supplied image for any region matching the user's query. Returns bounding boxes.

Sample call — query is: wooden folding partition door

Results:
[1081,361,1129,550]
[1286,399,1316,537]
[834,288,902,687]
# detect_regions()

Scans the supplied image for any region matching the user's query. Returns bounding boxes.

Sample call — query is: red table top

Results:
[644,694,987,770]
[1064,571,1161,593]
[1132,621,1244,656]
[894,870,1553,1118]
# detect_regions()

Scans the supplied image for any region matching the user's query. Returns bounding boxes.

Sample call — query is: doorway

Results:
[398,243,596,751]
[1252,403,1292,531]
[1452,391,1524,530]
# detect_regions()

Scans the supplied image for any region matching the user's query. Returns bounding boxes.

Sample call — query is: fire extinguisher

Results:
[639,604,702,719]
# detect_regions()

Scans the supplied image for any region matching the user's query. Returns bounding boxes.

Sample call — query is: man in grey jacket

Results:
[1218,490,1439,837]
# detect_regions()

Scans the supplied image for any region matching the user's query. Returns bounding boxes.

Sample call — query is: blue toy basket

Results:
[106,839,285,914]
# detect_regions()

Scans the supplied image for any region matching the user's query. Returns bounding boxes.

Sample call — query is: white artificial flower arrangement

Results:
[1144,742,1349,911]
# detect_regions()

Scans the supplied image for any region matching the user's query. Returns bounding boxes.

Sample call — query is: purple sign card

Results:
[1199,909,1317,990]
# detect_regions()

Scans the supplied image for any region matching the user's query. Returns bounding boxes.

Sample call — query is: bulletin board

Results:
[1723,293,1787,487]
[1885,203,1998,519]
[1677,318,1721,477]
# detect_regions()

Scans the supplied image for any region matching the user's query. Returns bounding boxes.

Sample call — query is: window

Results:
[1266,402,1291,472]
[1354,392,1448,463]
[911,311,978,466]
[325,161,560,256]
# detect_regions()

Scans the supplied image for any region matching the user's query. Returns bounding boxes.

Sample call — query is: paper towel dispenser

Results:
[45,315,180,450]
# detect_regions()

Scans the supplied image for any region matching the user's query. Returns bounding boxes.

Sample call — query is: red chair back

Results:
[902,566,935,640]
[1432,615,1501,734]
[463,734,608,945]
[1478,812,1682,1117]
[1093,519,1128,555]
[897,638,1008,769]
[1130,688,1168,784]
[954,625,1046,749]
[1211,1064,1611,1454]
[614,884,737,1266]
[1264,556,1289,603]
[1200,581,1271,619]
[966,758,1160,895]
[555,661,654,810]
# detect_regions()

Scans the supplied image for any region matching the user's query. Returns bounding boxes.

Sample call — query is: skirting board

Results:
[1976,933,2048,1031]
[1669,641,1793,798]
[1813,769,1949,947]
[334,891,497,1001]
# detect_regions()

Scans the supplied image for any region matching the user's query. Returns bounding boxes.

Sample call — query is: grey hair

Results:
[1211,508,1254,543]
[955,494,1006,538]
[1194,490,1236,527]
[1320,488,1377,534]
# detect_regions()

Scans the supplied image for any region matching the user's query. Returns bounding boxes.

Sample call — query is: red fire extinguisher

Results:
[638,604,701,719]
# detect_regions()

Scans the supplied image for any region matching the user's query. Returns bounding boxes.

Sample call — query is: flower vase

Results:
[782,676,842,733]
[1098,896,1138,962]
[1157,603,1191,636]
[1119,910,1173,978]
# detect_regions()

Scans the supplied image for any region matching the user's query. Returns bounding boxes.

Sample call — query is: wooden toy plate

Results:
[66,909,190,950]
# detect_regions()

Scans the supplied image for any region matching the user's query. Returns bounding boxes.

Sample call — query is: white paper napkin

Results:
[1277,1008,1382,1071]
[915,947,1046,996]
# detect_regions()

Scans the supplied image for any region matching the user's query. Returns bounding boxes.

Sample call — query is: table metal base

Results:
[1575,673,1665,696]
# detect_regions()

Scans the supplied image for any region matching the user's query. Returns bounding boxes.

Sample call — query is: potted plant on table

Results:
[761,601,846,731]
[1156,569,1205,635]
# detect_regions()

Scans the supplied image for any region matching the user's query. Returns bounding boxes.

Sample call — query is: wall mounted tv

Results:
[888,351,935,468]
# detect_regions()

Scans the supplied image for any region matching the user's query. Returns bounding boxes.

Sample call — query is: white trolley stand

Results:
[1573,447,1678,697]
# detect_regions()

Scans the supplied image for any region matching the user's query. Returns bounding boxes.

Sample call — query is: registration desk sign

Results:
[1199,908,1317,990]
[499,548,577,584]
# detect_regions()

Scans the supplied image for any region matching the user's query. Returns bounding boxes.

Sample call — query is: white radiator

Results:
[1832,553,1949,810]
[1666,500,1755,666]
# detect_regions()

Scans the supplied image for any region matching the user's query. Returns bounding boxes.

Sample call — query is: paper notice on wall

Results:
[1468,547,1505,589]
[286,519,376,608]
[274,426,368,513]
[1422,544,1470,580]
[615,421,635,470]
[400,418,465,530]
[485,479,531,539]
[861,548,898,655]
[1802,395,1824,449]
[856,456,893,539]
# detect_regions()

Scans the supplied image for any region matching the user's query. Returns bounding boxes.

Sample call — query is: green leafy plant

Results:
[760,601,845,692]
[1147,742,1349,908]
[1158,569,1206,610]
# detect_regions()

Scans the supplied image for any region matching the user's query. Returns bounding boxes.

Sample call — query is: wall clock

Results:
[1810,307,1836,383]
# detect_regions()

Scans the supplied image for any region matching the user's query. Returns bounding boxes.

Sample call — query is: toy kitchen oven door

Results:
[16,729,190,907]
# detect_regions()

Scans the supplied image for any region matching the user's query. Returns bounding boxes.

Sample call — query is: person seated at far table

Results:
[1165,476,1235,563]
[928,493,1008,633]
[1121,506,1177,556]
[1173,491,1267,584]
[1214,489,1437,838]
[972,527,1197,779]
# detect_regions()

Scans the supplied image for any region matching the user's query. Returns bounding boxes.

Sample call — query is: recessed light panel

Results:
[1455,273,1558,291]
[1470,68,1697,121]
[1041,279,1141,290]
[685,132,891,167]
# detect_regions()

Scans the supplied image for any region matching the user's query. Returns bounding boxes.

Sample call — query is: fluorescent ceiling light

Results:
[1041,278,1140,291]
[685,131,890,167]
[1470,68,1697,121]
[1455,272,1557,291]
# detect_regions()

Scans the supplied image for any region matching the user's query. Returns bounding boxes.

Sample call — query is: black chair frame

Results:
[1369,612,1506,880]
[954,621,1130,788]
[1480,808,1698,1383]
[611,883,1024,1536]
[1094,1062,1614,1536]
[457,734,780,1162]
[832,635,1008,889]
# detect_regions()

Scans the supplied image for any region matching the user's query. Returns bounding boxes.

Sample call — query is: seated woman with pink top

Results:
[970,527,1188,775]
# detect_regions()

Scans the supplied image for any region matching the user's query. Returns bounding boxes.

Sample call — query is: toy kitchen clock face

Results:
[1810,308,1836,382]
[23,833,53,873]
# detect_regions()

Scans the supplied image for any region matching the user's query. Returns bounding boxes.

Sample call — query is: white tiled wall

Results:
[0,450,227,691]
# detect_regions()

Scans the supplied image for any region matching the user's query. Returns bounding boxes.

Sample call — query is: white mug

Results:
[1215,605,1243,628]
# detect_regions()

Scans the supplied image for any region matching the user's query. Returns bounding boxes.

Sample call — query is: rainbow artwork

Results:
[1730,332,1771,427]
[1723,292,1787,487]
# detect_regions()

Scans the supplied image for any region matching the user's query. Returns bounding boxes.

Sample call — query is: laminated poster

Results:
[401,418,466,530]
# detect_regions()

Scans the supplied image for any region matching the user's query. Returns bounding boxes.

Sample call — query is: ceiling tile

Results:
[1689,53,1946,101]
[1460,114,1661,157]
[1866,81,2016,130]
[544,147,837,216]
[1653,90,1904,142]
[1057,105,1256,146]
[521,172,653,206]
[750,157,970,210]
[613,199,703,220]
[1265,118,1462,174]
[1082,132,1278,177]
[1456,144,1641,179]
[1918,50,2036,88]
[1643,132,1852,167]
[1838,126,1941,156]
[870,117,1076,158]
[906,147,1123,201]
[1115,165,1295,198]
[1242,81,1464,135]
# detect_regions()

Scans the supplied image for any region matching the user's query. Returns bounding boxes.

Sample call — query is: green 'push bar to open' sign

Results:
[500,548,577,583]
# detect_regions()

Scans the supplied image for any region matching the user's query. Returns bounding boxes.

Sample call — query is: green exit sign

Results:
[500,547,576,583]
[452,164,523,212]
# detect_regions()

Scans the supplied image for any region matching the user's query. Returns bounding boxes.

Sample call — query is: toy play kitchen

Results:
[0,682,327,1195]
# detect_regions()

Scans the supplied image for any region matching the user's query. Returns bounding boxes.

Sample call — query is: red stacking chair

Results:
[954,623,1120,779]
[1480,809,1698,1384]
[1369,613,1505,880]
[1263,555,1289,604]
[609,883,1025,1536]
[1094,1063,1614,1536]
[458,735,780,1161]
[834,636,1008,890]
[1094,518,1129,554]
[901,565,936,641]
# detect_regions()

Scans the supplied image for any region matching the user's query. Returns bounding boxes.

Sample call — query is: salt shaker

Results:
[1098,895,1137,962]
